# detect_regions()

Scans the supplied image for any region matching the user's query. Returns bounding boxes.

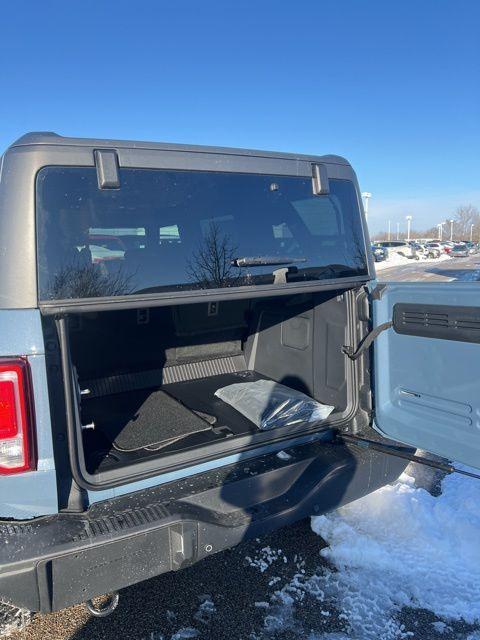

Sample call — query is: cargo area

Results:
[63,289,356,476]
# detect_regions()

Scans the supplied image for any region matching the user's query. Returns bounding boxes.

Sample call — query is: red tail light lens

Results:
[0,359,36,474]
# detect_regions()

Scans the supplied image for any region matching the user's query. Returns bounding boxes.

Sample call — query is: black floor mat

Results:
[84,389,211,452]
[164,370,266,436]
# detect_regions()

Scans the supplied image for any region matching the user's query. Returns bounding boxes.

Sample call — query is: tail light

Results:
[0,359,36,474]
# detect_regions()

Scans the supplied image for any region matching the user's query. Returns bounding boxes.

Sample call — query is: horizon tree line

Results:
[371,205,480,243]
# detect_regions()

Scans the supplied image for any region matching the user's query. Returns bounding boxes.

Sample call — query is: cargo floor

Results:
[82,371,266,473]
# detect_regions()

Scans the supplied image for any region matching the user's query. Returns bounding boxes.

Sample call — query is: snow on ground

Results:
[0,605,31,638]
[309,464,480,639]
[375,252,451,271]
[246,547,289,573]
[242,464,480,640]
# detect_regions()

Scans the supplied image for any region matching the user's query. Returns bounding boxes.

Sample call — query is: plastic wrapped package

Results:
[214,379,334,431]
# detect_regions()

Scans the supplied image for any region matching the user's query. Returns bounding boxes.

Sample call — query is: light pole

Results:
[449,219,454,241]
[406,215,412,241]
[470,223,474,242]
[396,222,400,240]
[437,223,444,240]
[361,192,372,220]
[388,220,391,241]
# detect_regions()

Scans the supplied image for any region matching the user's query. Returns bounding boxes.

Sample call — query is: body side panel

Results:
[0,310,58,518]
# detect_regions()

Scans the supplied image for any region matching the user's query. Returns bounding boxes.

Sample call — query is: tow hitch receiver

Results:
[86,592,120,617]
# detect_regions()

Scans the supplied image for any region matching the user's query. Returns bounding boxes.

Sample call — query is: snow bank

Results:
[311,466,480,638]
[375,252,451,271]
[0,603,31,638]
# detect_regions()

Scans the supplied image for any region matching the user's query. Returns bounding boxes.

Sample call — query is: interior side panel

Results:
[373,282,480,470]
[246,296,315,396]
[312,293,349,411]
[68,299,250,381]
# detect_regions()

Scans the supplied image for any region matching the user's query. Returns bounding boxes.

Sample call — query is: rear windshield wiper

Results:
[232,256,307,267]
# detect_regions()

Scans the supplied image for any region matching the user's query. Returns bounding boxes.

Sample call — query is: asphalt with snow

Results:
[5,465,479,640]
[376,253,480,282]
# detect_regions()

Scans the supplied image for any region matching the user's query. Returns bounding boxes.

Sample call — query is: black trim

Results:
[343,321,393,360]
[94,149,120,189]
[340,433,480,480]
[0,437,407,613]
[393,303,480,343]
[311,163,330,195]
[39,277,369,316]
[370,283,387,301]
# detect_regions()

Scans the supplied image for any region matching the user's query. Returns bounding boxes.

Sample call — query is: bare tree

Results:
[47,263,135,299]
[452,205,480,240]
[423,225,441,239]
[187,221,245,288]
[373,205,480,243]
[371,228,422,242]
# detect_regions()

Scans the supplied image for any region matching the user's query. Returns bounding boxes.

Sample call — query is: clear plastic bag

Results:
[214,379,334,431]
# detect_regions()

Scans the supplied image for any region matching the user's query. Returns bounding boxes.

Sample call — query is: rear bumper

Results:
[0,437,407,612]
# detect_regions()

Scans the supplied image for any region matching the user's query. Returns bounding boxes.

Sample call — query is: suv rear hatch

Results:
[36,156,371,489]
[45,287,363,488]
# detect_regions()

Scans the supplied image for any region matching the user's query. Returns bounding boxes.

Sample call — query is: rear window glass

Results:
[36,167,368,300]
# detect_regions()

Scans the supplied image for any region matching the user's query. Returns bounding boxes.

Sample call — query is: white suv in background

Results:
[374,241,415,258]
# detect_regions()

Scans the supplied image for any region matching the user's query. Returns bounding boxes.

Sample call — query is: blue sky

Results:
[1,0,478,233]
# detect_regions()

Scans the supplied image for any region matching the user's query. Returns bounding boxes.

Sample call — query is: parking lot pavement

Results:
[377,254,480,282]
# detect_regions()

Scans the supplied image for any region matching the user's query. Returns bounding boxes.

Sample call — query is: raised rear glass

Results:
[36,167,368,300]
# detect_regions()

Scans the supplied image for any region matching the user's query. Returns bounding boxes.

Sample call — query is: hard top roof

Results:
[9,131,351,167]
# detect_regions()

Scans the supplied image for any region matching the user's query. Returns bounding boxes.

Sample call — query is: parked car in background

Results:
[412,242,443,259]
[374,240,415,258]
[466,242,478,255]
[408,243,426,259]
[450,243,470,258]
[424,242,443,258]
[440,241,454,254]
[455,241,477,255]
[371,244,389,262]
